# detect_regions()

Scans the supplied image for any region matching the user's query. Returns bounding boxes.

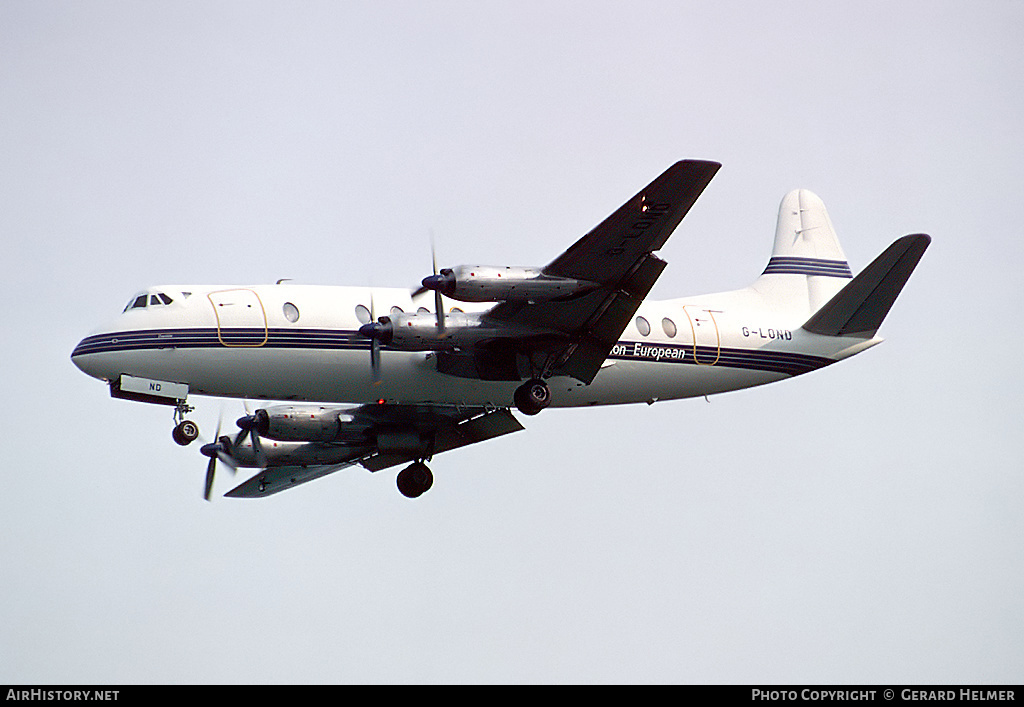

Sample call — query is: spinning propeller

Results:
[368,292,382,384]
[198,405,265,501]
[198,415,235,501]
[358,241,447,381]
[425,238,446,335]
[234,410,265,465]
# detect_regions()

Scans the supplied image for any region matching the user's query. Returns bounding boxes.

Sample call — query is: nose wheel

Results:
[172,419,200,446]
[397,461,433,498]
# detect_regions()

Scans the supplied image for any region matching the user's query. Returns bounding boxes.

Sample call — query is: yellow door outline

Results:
[208,289,269,347]
[682,305,720,365]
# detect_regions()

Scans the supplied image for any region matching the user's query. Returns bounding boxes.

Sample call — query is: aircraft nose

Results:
[70,330,118,381]
[71,335,98,376]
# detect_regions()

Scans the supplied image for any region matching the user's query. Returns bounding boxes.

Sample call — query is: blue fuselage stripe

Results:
[72,328,833,378]
[71,328,367,356]
[762,257,852,278]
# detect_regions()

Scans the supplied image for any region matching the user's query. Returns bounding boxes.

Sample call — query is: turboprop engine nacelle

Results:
[421,265,597,302]
[254,405,373,444]
[358,309,504,351]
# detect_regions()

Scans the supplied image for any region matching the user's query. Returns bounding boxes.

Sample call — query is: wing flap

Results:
[361,408,525,472]
[555,254,667,382]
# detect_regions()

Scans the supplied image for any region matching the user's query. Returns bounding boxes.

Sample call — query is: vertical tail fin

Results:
[750,189,853,316]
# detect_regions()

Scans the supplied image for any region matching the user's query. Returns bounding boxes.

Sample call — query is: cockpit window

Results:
[124,292,173,312]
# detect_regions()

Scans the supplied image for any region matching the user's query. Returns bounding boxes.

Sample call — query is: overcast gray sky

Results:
[2,0,1021,684]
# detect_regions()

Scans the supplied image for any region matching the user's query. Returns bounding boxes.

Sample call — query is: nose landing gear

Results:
[171,400,199,446]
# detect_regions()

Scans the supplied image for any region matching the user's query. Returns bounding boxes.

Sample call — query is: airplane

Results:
[70,160,930,500]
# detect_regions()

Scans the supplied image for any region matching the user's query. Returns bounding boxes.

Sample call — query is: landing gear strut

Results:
[397,461,433,498]
[514,378,551,416]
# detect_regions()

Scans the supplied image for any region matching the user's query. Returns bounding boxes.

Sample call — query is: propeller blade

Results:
[369,291,382,384]
[208,417,237,473]
[233,413,254,448]
[250,428,266,468]
[198,411,227,501]
[204,455,217,501]
[431,238,445,335]
[371,337,381,384]
[215,435,238,471]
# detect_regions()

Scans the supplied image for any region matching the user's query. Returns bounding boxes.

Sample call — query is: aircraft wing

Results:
[485,159,720,383]
[224,405,524,498]
[225,461,361,498]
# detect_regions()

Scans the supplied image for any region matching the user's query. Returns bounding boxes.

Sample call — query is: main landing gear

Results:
[393,378,551,498]
[397,461,433,498]
[513,378,551,416]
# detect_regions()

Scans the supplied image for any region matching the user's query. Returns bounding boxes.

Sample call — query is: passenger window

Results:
[283,302,300,323]
[355,304,371,324]
[662,317,677,337]
[636,316,651,336]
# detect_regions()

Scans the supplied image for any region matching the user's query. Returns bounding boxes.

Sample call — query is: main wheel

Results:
[172,419,200,446]
[397,461,433,498]
[513,378,551,416]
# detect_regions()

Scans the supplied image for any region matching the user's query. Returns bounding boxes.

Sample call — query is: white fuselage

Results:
[71,282,880,409]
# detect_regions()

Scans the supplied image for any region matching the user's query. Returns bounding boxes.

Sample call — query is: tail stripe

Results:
[762,256,852,278]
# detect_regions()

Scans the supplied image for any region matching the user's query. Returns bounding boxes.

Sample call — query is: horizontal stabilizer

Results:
[802,234,931,337]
